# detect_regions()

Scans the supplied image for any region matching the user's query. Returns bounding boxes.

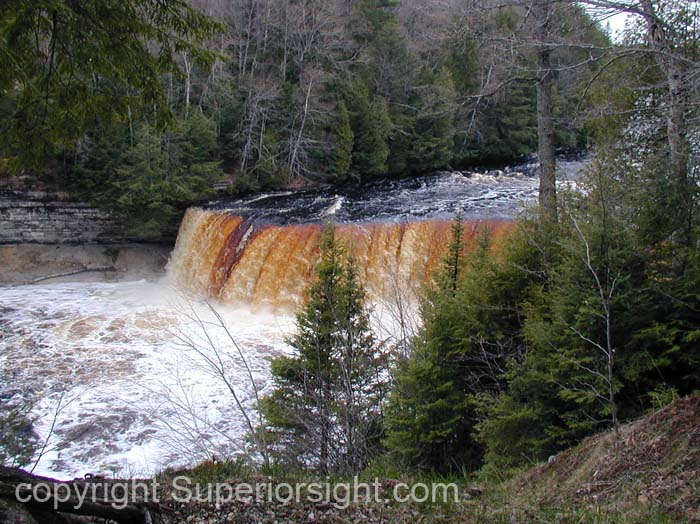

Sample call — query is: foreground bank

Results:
[2,395,697,523]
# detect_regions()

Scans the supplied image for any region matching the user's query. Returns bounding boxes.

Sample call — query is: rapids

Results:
[0,161,585,478]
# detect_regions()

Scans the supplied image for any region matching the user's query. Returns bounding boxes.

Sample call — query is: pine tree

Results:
[461,82,538,164]
[384,213,478,473]
[0,0,222,168]
[328,101,354,180]
[174,111,222,182]
[344,81,393,178]
[94,117,222,238]
[386,213,534,473]
[407,68,458,174]
[261,225,386,474]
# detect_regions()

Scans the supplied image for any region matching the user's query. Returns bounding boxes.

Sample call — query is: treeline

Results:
[258,0,700,477]
[0,0,607,237]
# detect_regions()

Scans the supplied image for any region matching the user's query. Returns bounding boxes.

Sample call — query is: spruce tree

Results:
[329,101,354,180]
[476,163,643,472]
[261,225,386,474]
[461,82,538,164]
[114,124,174,238]
[0,0,222,168]
[344,81,393,178]
[88,117,222,238]
[384,214,479,473]
[174,111,222,182]
[385,214,533,473]
[407,68,458,174]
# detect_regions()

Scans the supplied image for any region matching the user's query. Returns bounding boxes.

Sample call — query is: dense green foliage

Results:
[0,0,607,235]
[386,145,700,475]
[385,218,536,473]
[261,225,387,474]
[0,400,38,468]
[0,0,222,167]
[384,219,475,472]
[68,112,222,238]
[382,0,700,477]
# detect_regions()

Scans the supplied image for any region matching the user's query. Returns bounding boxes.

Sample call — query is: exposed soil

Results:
[512,395,700,521]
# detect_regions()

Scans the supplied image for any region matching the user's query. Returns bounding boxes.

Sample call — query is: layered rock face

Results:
[0,244,172,284]
[0,179,171,283]
[0,188,124,244]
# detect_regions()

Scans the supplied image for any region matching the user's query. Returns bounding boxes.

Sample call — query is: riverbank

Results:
[0,244,171,285]
[3,396,696,524]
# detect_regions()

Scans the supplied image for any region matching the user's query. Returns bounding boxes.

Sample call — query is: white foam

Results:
[0,280,294,479]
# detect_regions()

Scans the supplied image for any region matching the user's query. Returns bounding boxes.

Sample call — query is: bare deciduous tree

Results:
[147,296,271,467]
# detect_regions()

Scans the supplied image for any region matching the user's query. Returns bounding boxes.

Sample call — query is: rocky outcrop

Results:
[0,178,173,283]
[0,244,171,285]
[0,188,125,244]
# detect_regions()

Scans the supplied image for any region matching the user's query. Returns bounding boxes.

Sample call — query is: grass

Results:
[150,397,700,523]
[156,459,687,523]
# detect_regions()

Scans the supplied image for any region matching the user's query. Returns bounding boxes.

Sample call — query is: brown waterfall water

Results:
[168,207,515,310]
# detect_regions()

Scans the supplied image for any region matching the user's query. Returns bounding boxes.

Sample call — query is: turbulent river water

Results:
[0,158,585,478]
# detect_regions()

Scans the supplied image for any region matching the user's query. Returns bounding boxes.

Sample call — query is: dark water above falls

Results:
[206,156,587,225]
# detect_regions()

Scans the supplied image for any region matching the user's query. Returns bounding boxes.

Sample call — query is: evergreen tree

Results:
[344,80,393,178]
[328,101,354,180]
[407,68,458,174]
[476,159,654,473]
[68,123,132,203]
[114,124,177,238]
[384,215,528,473]
[0,0,222,168]
[261,225,387,474]
[386,214,541,473]
[73,116,222,238]
[174,111,222,180]
[384,217,472,472]
[460,82,538,164]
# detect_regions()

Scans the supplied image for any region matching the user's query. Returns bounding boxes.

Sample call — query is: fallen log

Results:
[0,467,159,524]
[30,266,116,284]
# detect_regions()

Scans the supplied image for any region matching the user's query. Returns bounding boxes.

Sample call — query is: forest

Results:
[2,0,609,237]
[2,0,700,522]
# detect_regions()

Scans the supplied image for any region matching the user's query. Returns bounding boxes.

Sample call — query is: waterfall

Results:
[168,208,514,310]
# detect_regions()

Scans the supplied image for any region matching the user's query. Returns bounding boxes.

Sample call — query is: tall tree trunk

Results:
[289,78,314,183]
[605,303,619,433]
[641,0,691,248]
[241,0,255,79]
[127,104,134,146]
[534,1,558,222]
[182,52,192,120]
[281,0,289,83]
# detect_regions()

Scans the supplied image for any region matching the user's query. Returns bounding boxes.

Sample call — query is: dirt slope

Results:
[511,396,700,521]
